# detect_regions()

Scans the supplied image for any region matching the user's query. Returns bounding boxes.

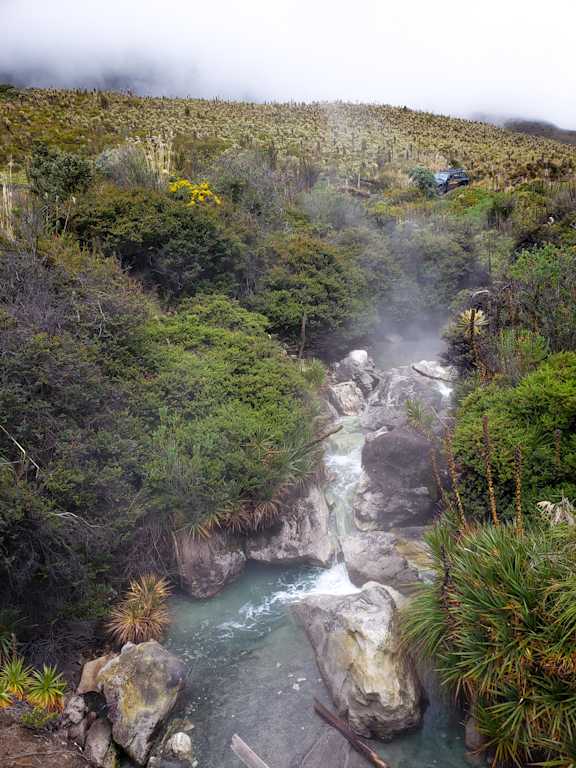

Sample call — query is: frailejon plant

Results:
[0,678,11,709]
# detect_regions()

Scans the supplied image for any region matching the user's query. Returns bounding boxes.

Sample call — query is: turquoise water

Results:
[166,385,469,768]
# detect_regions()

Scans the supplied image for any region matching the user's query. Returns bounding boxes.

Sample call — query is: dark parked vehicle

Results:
[434,168,470,194]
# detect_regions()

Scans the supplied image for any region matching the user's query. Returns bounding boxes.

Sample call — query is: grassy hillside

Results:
[2,87,576,186]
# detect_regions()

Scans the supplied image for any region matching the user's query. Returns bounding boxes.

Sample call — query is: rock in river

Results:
[293,583,422,739]
[354,426,439,530]
[341,530,426,594]
[327,381,365,416]
[333,349,380,396]
[97,641,186,766]
[246,484,336,567]
[175,531,246,599]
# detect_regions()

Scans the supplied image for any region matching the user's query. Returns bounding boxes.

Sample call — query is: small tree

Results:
[408,166,437,198]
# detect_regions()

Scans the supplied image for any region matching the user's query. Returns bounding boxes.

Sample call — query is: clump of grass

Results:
[107,574,172,645]
[27,665,66,711]
[0,657,32,699]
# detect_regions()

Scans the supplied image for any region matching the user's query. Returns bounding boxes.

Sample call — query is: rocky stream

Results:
[62,342,472,768]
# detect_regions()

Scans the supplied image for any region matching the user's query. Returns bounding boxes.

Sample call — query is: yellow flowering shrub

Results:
[169,179,221,206]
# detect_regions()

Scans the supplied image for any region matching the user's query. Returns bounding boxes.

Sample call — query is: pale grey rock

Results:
[293,583,422,739]
[334,350,380,395]
[341,531,425,594]
[175,531,246,599]
[84,718,118,768]
[166,732,193,760]
[68,717,89,749]
[246,484,336,567]
[63,693,86,725]
[327,381,365,416]
[97,640,186,766]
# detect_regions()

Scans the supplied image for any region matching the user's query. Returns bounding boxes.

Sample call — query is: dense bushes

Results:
[403,518,576,767]
[0,239,318,627]
[70,186,244,297]
[249,233,367,351]
[452,353,576,520]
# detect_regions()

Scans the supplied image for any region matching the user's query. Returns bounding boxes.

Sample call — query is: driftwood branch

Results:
[411,365,452,384]
[313,699,391,768]
[302,424,343,453]
[230,734,272,768]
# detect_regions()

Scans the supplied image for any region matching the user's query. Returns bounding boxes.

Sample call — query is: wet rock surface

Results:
[246,484,337,567]
[333,350,381,396]
[175,531,246,599]
[293,583,422,739]
[341,530,429,593]
[327,381,365,416]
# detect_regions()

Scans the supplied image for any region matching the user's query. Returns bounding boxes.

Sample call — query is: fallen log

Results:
[230,734,273,768]
[411,365,453,384]
[313,699,391,768]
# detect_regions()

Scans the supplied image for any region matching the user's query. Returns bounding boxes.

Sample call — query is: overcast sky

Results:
[1,0,574,127]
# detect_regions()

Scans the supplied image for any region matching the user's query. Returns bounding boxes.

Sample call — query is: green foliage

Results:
[29,142,93,201]
[20,706,59,730]
[27,665,66,711]
[508,245,576,351]
[0,657,32,699]
[250,233,366,348]
[71,185,244,297]
[453,353,576,519]
[408,166,437,197]
[402,518,576,767]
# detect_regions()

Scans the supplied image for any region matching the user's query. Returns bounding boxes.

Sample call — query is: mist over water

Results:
[1,0,575,126]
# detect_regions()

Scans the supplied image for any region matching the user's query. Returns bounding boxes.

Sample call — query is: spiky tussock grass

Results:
[402,515,576,767]
[27,665,67,711]
[0,657,32,699]
[107,574,172,645]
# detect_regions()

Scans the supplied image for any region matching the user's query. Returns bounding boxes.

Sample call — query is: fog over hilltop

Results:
[1,0,574,127]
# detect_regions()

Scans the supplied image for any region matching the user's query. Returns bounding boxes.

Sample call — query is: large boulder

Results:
[334,350,380,396]
[97,641,186,766]
[354,426,439,530]
[246,484,336,567]
[327,381,365,416]
[175,531,246,599]
[293,583,422,739]
[341,531,425,594]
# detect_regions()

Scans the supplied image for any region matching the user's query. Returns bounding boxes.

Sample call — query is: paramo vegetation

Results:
[1,87,576,765]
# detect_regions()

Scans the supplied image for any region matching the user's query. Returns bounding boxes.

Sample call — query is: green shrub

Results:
[71,185,244,297]
[403,518,576,767]
[29,142,92,201]
[408,166,437,197]
[20,706,59,730]
[453,353,576,519]
[508,245,576,351]
[249,233,365,350]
